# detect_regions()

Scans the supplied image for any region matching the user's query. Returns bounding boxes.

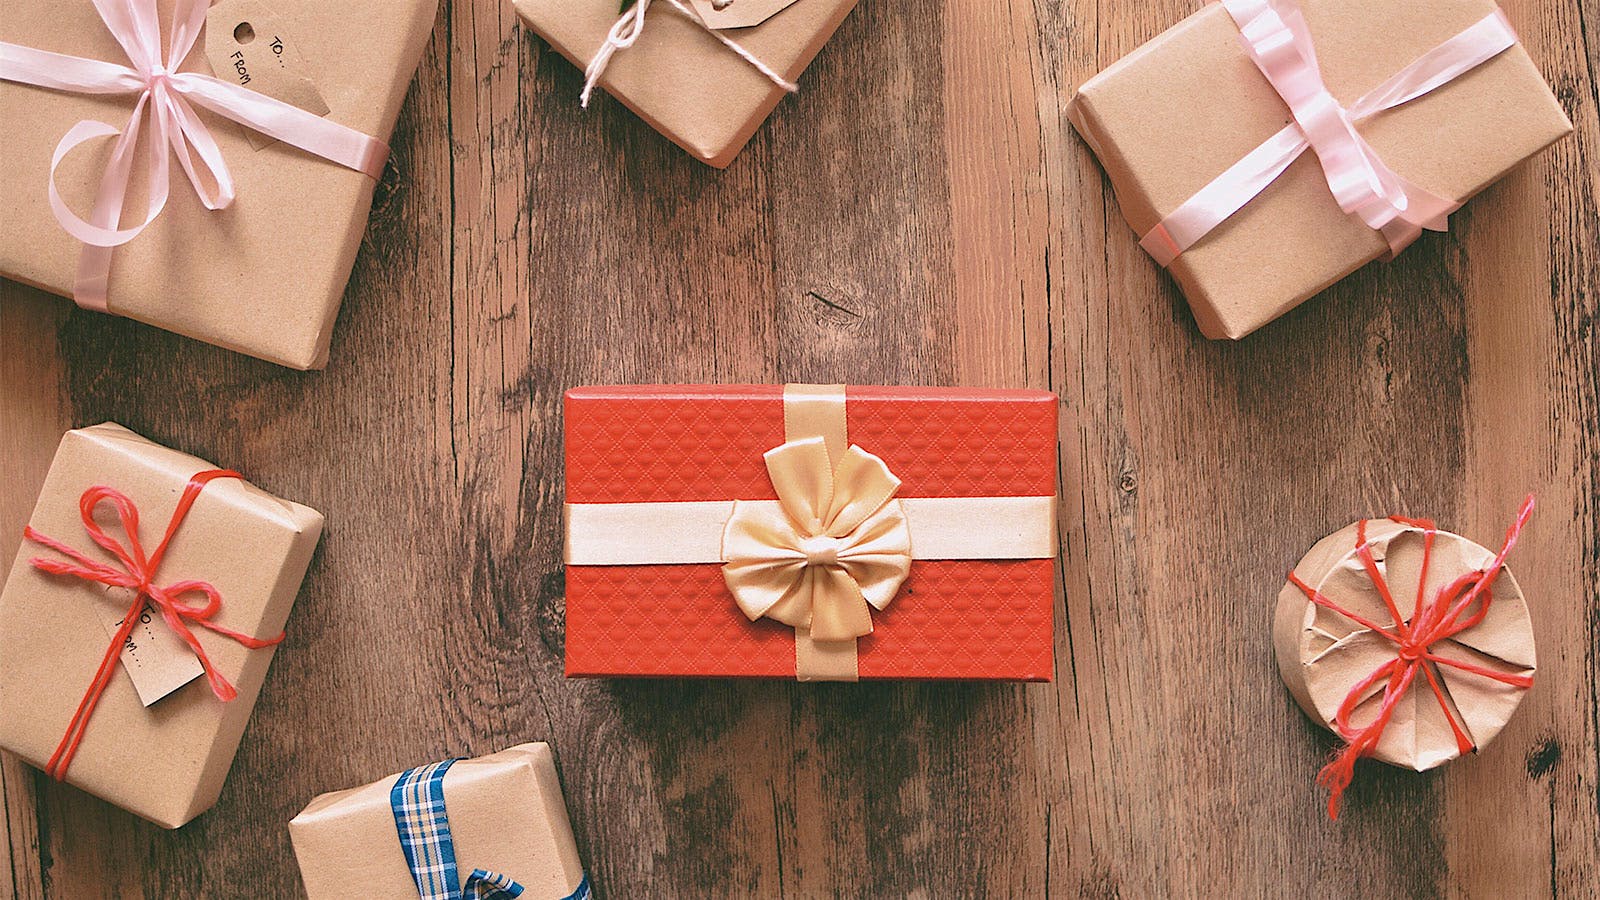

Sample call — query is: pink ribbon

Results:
[0,0,389,310]
[1140,0,1519,266]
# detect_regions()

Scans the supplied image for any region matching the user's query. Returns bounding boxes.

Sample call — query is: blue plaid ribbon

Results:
[391,759,592,900]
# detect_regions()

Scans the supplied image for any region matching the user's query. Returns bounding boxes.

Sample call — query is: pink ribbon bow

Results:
[0,0,389,310]
[1141,0,1519,266]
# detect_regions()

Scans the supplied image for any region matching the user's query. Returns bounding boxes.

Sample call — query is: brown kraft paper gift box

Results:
[515,0,856,168]
[0,423,322,828]
[0,0,438,369]
[1275,517,1535,771]
[1068,0,1572,340]
[290,743,588,900]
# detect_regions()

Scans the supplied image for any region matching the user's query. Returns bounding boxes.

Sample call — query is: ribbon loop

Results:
[722,438,912,644]
[465,870,529,900]
[763,437,837,533]
[21,468,284,781]
[0,0,391,311]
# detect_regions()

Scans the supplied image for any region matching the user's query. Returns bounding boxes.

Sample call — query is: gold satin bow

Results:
[721,437,913,642]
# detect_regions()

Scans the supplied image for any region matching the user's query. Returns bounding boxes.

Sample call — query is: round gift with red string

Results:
[1274,514,1537,779]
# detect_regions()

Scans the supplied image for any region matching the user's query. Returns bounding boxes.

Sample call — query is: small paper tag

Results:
[202,0,331,151]
[688,0,804,30]
[94,590,206,707]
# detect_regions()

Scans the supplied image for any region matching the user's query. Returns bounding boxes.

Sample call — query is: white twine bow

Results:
[580,0,798,108]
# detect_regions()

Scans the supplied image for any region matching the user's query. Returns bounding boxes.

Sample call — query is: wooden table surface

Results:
[3,0,1598,896]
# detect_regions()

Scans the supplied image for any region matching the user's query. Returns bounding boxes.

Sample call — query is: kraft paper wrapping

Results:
[290,743,587,900]
[0,424,322,828]
[0,0,438,369]
[1068,0,1572,340]
[1274,518,1536,771]
[514,0,856,168]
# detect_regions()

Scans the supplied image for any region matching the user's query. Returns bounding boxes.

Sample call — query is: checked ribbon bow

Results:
[391,759,593,900]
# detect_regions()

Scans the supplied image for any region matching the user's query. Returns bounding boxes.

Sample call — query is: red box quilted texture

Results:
[564,385,1059,680]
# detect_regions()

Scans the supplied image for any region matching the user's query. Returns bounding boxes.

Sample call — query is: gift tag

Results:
[688,0,804,30]
[202,0,331,151]
[94,589,205,707]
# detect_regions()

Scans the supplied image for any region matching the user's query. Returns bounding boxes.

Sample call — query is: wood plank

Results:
[0,282,68,900]
[1453,0,1600,893]
[0,0,1596,895]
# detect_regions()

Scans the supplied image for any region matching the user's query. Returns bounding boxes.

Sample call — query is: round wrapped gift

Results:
[1274,517,1536,772]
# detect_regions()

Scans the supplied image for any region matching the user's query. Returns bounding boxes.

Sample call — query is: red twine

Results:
[1289,496,1536,819]
[21,470,285,781]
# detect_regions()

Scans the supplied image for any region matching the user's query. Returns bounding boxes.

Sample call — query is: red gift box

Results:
[563,385,1059,681]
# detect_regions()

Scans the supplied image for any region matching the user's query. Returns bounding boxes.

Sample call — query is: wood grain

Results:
[2,0,1598,895]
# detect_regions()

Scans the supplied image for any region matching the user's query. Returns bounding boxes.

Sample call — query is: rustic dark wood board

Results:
[2,0,1598,895]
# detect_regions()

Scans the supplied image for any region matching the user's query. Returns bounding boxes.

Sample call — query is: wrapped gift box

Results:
[0,423,321,828]
[1068,0,1572,340]
[1276,508,1536,816]
[1276,515,1535,769]
[515,0,856,167]
[0,0,438,369]
[564,384,1059,681]
[290,743,589,900]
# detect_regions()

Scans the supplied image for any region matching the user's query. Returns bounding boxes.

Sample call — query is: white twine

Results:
[580,0,799,108]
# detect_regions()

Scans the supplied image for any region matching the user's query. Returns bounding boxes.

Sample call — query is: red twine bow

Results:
[1289,495,1536,819]
[21,469,284,781]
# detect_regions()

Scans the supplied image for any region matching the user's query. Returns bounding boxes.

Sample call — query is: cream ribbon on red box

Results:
[1139,0,1519,266]
[564,384,1057,681]
[0,0,387,311]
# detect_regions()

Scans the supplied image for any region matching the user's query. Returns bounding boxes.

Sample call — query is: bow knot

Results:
[0,0,390,310]
[799,534,843,566]
[721,436,913,643]
[22,469,284,780]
